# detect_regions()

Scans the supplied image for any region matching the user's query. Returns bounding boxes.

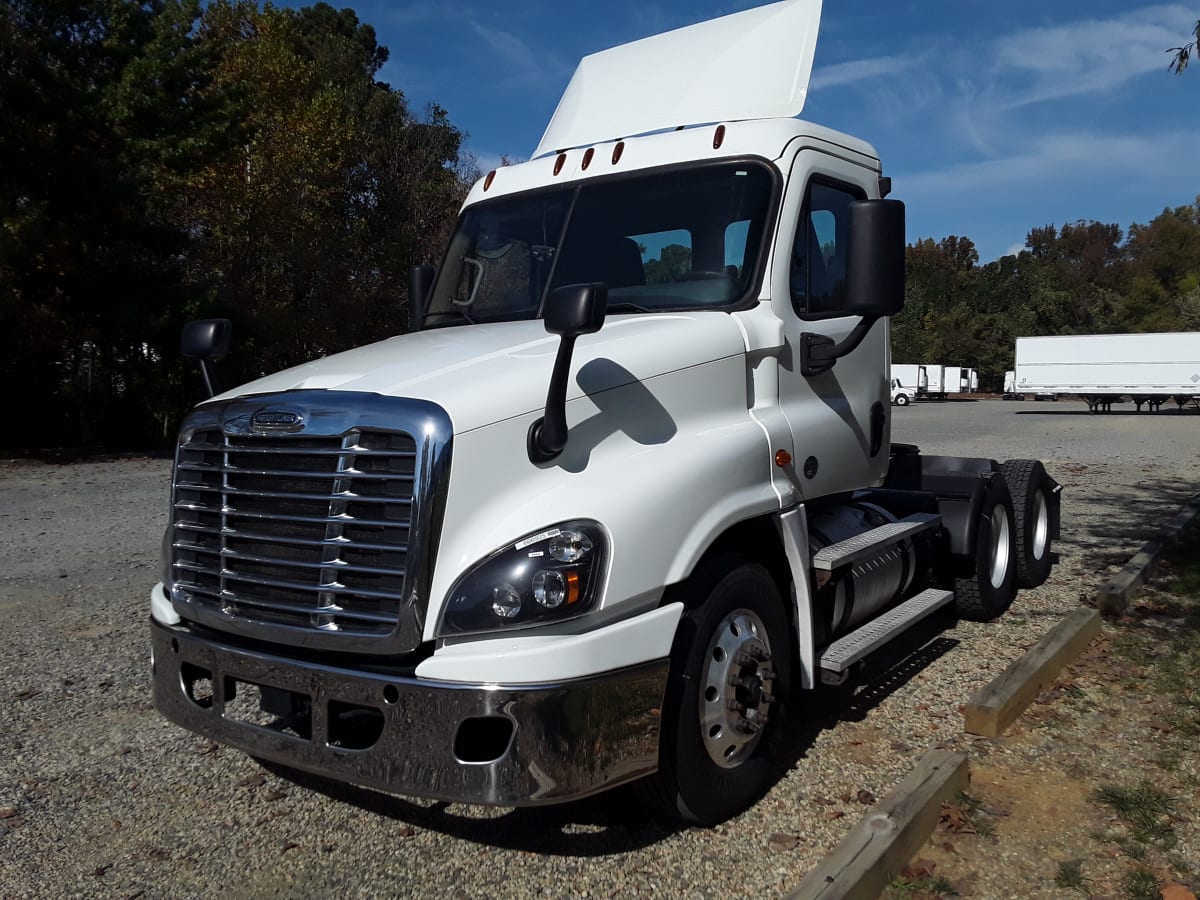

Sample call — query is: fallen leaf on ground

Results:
[238,773,266,788]
[1162,885,1197,900]
[768,833,801,851]
[856,790,876,804]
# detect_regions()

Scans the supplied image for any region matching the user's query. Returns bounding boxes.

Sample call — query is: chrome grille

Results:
[167,392,452,654]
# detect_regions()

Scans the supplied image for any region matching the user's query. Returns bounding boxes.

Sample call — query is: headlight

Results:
[436,521,607,637]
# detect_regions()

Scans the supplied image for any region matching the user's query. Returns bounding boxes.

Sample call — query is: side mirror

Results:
[544,282,607,337]
[800,199,905,377]
[181,318,232,398]
[844,199,906,317]
[527,283,607,463]
[408,264,435,333]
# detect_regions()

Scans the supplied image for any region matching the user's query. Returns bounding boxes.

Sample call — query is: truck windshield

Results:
[423,161,775,327]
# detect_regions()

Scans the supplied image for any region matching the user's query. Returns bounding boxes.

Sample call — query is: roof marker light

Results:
[713,124,726,150]
[612,141,624,164]
[483,170,496,191]
[582,148,594,170]
[553,153,566,176]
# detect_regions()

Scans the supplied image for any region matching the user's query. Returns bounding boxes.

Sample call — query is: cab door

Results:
[771,148,891,499]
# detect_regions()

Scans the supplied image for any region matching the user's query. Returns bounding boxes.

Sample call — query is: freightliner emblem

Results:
[250,410,304,432]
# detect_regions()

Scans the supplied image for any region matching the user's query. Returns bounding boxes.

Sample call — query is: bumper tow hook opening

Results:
[454,716,515,764]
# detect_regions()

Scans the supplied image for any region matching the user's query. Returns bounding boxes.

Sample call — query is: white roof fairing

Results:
[533,0,823,159]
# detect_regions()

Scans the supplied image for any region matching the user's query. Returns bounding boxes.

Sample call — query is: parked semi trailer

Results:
[152,0,1062,826]
[1015,333,1200,412]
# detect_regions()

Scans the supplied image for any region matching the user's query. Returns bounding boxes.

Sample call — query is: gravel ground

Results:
[1,398,1196,899]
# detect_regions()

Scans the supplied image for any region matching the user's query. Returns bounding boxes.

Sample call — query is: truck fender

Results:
[882,454,1003,559]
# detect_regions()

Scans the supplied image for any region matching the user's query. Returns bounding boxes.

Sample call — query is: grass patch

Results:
[1091,782,1176,849]
[1054,859,1086,891]
[1121,867,1160,900]
[887,874,958,897]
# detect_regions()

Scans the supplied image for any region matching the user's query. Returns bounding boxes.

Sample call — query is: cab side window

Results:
[790,181,863,316]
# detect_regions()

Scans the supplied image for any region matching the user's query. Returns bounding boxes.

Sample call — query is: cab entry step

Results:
[819,588,954,675]
[812,513,940,571]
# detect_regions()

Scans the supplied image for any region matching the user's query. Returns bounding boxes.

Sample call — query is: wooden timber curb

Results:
[1095,493,1200,616]
[963,607,1101,738]
[788,749,969,900]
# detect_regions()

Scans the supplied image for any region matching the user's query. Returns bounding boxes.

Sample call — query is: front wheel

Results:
[952,476,1018,621]
[644,557,791,825]
[895,393,910,406]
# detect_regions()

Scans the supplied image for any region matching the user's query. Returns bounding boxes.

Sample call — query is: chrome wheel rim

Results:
[1031,490,1049,560]
[699,608,775,768]
[989,505,1012,589]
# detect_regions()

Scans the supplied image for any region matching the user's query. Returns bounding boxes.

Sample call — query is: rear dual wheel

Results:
[1001,459,1054,588]
[952,476,1018,621]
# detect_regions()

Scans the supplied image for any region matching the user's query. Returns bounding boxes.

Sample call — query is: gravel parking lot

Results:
[1,399,1196,899]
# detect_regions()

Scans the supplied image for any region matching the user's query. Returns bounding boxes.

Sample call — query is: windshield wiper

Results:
[606,301,656,314]
[423,308,477,327]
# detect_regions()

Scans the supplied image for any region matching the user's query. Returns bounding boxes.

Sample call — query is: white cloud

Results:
[899,128,1200,197]
[990,4,1197,107]
[810,54,918,91]
[467,21,573,92]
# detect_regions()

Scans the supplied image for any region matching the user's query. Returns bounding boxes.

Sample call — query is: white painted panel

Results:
[534,0,823,157]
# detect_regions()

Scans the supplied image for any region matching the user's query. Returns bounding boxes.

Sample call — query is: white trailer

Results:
[153,1,1062,826]
[1015,333,1200,412]
[945,367,978,394]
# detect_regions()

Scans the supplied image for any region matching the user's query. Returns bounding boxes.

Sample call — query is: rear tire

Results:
[952,476,1018,621]
[643,556,790,825]
[1001,459,1054,588]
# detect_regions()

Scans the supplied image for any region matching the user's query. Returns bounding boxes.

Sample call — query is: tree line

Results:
[3,2,1198,449]
[895,203,1200,391]
[1,0,473,450]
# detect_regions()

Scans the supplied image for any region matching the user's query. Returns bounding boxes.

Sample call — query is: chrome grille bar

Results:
[166,391,452,654]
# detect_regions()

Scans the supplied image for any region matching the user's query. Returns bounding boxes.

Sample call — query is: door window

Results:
[789,180,863,316]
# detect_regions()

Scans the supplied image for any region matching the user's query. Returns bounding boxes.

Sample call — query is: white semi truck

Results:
[151,0,1061,825]
[1015,332,1200,412]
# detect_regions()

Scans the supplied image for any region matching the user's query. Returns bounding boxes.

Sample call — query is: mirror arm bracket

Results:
[800,315,879,377]
[527,334,578,463]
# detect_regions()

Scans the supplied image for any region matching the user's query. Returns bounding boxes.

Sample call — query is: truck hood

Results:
[215,313,748,434]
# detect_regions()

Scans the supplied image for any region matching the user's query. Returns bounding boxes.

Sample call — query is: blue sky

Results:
[320,1,1200,262]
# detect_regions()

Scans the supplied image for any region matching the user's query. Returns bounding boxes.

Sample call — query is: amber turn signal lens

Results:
[775,449,792,467]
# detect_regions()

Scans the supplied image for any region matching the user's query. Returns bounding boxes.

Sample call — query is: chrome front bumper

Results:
[151,620,667,806]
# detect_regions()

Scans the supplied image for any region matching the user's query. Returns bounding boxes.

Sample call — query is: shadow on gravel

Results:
[1057,475,1197,573]
[258,759,684,856]
[256,615,964,855]
[773,612,960,765]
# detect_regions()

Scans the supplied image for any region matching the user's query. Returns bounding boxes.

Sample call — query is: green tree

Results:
[643,244,693,283]
[1169,19,1200,73]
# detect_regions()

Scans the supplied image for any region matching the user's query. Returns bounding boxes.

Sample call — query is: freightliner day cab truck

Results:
[151,0,1062,825]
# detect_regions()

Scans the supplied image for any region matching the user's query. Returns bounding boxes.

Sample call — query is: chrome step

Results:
[812,513,940,571]
[818,588,954,675]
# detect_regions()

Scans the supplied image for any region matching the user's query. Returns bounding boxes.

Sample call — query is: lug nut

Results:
[760,691,776,705]
[727,699,745,713]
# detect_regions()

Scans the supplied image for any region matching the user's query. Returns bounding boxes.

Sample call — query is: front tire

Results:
[952,476,1018,621]
[645,557,791,825]
[1001,459,1054,588]
[895,394,910,407]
